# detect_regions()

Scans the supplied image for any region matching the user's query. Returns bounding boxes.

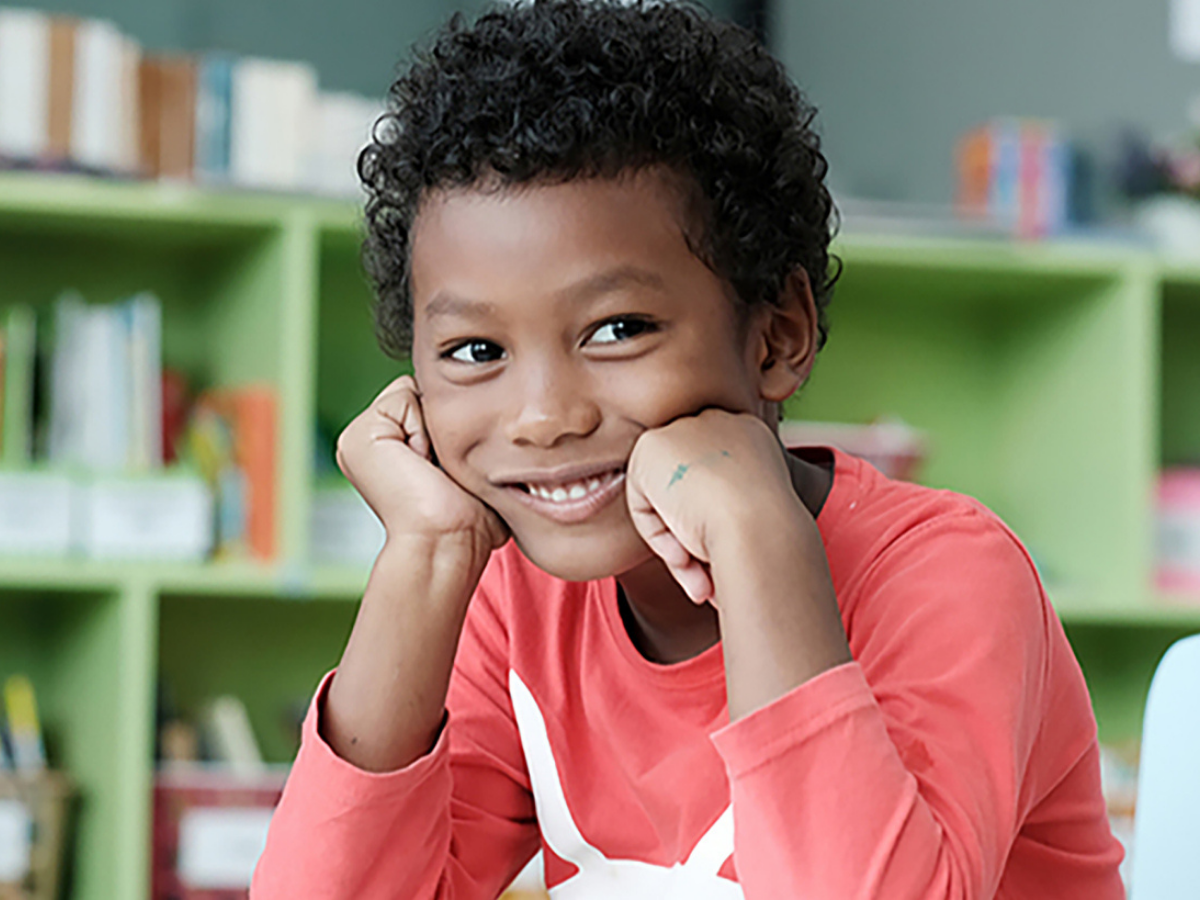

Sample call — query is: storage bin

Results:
[0,772,74,900]
[151,768,287,900]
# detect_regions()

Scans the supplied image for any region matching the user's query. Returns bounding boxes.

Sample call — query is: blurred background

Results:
[1,0,1199,897]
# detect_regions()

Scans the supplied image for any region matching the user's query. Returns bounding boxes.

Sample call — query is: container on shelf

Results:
[779,418,928,482]
[152,767,288,900]
[1155,467,1200,596]
[0,771,74,900]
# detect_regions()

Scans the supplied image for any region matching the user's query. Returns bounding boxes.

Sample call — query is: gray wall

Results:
[774,0,1200,204]
[21,0,734,97]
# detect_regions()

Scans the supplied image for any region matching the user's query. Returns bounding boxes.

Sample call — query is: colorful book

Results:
[3,674,45,771]
[194,53,234,182]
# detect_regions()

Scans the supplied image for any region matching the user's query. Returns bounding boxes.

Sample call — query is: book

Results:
[126,293,163,469]
[0,9,50,160]
[46,16,76,161]
[3,675,45,771]
[199,696,264,776]
[140,55,196,180]
[2,305,36,467]
[203,387,277,560]
[72,18,134,172]
[305,91,381,197]
[230,57,317,190]
[194,53,234,183]
[48,292,164,472]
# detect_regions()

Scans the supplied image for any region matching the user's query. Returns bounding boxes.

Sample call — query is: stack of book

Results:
[0,7,381,196]
[0,293,278,562]
[955,118,1073,239]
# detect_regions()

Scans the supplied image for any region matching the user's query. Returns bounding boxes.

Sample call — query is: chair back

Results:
[1129,633,1200,899]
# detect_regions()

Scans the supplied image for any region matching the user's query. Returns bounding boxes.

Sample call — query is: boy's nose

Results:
[504,362,601,448]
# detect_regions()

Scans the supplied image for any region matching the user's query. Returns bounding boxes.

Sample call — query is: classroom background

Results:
[1,0,1199,897]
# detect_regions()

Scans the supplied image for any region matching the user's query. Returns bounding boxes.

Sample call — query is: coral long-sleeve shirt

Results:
[253,448,1125,899]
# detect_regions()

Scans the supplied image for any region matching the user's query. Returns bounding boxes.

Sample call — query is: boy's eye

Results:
[587,317,655,345]
[446,340,505,364]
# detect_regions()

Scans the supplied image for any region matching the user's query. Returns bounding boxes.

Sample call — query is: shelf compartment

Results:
[789,240,1154,608]
[0,586,155,900]
[156,593,356,765]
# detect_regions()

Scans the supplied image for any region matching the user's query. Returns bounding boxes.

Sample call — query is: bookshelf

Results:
[0,170,1198,899]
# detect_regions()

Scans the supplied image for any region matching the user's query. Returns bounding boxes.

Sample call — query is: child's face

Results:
[408,169,782,581]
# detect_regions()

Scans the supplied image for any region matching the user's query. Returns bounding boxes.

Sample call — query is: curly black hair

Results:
[358,0,839,359]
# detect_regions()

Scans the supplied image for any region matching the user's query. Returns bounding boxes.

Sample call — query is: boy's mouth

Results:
[499,464,627,525]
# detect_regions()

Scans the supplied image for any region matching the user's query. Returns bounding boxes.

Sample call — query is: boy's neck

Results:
[615,450,833,666]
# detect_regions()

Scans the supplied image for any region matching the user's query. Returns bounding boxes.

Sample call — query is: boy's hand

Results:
[624,409,802,604]
[336,375,509,559]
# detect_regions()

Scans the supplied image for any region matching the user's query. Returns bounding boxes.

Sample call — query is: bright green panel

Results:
[788,249,1146,609]
[787,278,1001,504]
[186,230,287,388]
[1161,280,1200,466]
[315,227,410,441]
[1064,622,1200,743]
[991,269,1154,606]
[0,588,151,900]
[157,594,356,763]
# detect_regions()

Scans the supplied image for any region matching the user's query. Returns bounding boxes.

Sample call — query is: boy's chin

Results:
[512,527,652,583]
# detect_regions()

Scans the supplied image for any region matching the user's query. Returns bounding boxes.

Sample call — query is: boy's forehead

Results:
[409,170,702,307]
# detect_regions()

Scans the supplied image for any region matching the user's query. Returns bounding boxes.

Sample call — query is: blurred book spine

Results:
[955,117,1073,239]
[190,386,277,561]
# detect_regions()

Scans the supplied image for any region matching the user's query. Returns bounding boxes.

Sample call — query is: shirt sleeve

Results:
[251,567,539,900]
[709,510,1122,900]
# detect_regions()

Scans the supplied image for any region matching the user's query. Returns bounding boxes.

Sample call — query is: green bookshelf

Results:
[0,170,1197,899]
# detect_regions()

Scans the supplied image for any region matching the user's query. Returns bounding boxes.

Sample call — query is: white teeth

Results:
[525,471,620,503]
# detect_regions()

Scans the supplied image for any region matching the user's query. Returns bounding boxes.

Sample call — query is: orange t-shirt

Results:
[254,448,1125,899]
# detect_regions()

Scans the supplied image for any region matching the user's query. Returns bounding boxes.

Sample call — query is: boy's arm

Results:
[710,513,1123,900]
[251,546,539,900]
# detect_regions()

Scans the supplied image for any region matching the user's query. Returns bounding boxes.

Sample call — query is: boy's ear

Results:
[754,268,819,404]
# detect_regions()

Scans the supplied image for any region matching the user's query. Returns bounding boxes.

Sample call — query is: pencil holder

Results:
[0,771,75,900]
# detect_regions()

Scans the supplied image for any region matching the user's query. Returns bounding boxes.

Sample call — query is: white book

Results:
[126,293,163,469]
[0,9,50,159]
[200,696,265,776]
[304,91,381,198]
[71,18,127,171]
[230,58,317,190]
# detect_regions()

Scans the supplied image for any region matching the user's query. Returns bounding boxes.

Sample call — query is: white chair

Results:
[1129,633,1200,899]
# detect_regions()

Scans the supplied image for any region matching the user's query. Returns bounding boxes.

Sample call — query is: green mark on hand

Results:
[666,450,731,489]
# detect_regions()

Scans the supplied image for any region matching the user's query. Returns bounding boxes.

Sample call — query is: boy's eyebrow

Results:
[422,266,667,322]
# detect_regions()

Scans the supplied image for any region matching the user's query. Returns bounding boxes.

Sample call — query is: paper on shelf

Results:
[0,798,32,882]
[177,806,273,888]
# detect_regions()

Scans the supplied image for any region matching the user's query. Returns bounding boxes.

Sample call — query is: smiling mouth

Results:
[505,466,627,524]
[517,468,625,503]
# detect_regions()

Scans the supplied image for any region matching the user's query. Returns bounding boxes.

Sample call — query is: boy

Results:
[253,2,1125,897]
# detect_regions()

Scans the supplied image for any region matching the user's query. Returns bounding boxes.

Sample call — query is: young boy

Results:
[253,2,1125,897]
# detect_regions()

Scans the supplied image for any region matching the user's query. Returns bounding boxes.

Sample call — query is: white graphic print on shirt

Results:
[509,670,744,899]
